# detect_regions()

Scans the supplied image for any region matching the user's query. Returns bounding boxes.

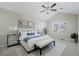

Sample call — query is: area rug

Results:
[15,42,66,56]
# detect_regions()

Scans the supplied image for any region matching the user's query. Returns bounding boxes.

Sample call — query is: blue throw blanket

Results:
[23,35,44,43]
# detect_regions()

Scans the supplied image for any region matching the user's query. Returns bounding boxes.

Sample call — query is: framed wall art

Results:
[18,19,35,28]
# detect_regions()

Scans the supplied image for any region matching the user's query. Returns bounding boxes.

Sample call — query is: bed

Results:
[19,31,44,52]
[18,19,55,55]
[19,31,55,54]
[18,19,44,52]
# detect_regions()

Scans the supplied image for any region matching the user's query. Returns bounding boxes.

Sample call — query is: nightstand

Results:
[7,34,20,47]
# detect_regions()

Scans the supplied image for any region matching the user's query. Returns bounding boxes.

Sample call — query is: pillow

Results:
[27,32,35,36]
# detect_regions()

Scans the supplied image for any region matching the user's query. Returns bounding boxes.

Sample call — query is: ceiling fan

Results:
[40,2,57,14]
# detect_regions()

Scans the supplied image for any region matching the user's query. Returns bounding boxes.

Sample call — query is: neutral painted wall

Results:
[0,8,21,46]
[0,8,46,46]
[78,15,79,53]
[46,12,78,41]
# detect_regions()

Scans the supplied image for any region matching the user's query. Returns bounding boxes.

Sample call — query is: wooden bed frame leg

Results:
[53,41,55,45]
[40,49,42,55]
[34,45,37,51]
[27,51,30,54]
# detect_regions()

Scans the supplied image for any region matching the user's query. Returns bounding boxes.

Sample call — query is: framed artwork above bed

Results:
[18,19,35,29]
[28,21,35,28]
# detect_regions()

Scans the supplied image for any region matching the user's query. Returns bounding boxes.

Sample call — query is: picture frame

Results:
[18,19,35,28]
[18,19,28,28]
[28,21,35,28]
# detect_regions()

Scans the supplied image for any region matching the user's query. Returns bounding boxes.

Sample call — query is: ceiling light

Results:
[40,2,57,14]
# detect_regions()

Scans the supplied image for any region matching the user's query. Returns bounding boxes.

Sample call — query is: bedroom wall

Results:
[0,8,46,46]
[0,8,21,46]
[46,12,78,41]
[78,15,79,53]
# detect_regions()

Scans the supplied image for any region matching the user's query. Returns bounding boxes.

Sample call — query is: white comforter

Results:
[19,34,41,51]
[19,35,53,51]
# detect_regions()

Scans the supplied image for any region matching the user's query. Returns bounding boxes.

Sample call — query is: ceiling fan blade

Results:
[40,10,46,13]
[42,5,46,9]
[51,9,57,11]
[51,3,56,8]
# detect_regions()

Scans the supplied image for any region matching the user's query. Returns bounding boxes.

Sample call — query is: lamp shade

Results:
[9,27,18,34]
[9,27,18,31]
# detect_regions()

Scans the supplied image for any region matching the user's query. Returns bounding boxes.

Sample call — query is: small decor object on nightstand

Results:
[7,34,20,47]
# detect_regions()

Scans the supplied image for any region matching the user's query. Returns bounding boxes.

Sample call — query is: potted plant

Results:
[70,33,78,43]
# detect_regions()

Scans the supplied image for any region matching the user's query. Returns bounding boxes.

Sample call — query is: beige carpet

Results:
[0,42,66,56]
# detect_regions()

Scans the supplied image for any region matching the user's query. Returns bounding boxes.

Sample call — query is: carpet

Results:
[15,42,66,56]
[0,42,66,56]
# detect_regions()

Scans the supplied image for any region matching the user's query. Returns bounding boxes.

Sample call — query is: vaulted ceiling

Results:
[0,2,79,20]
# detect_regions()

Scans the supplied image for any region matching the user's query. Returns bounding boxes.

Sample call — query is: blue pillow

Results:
[27,32,35,36]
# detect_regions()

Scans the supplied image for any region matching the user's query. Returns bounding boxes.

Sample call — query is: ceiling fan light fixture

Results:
[40,2,57,14]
